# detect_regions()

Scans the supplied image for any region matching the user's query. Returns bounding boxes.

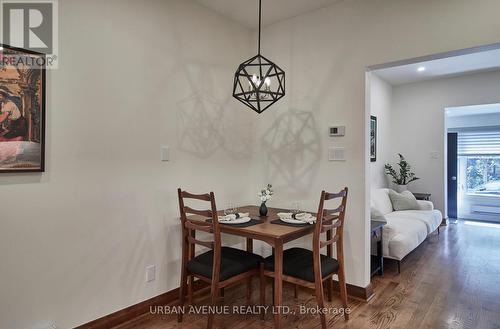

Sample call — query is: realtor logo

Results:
[1,0,58,68]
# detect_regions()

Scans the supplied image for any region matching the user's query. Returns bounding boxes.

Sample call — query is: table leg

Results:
[271,247,275,304]
[273,240,283,329]
[378,228,383,276]
[247,238,253,301]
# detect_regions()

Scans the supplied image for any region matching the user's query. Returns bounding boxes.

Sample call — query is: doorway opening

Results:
[366,42,500,223]
[446,104,500,223]
[364,42,500,280]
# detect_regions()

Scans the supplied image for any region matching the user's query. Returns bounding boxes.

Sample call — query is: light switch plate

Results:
[329,147,345,161]
[161,146,169,161]
[146,265,156,282]
[430,151,439,159]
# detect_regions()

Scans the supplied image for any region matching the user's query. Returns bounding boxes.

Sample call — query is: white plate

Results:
[279,217,314,225]
[219,217,251,225]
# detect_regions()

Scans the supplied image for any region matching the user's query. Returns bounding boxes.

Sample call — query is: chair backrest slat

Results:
[187,235,215,249]
[323,205,344,217]
[320,219,342,233]
[325,190,347,200]
[184,206,213,217]
[181,191,212,201]
[185,220,214,233]
[319,235,339,248]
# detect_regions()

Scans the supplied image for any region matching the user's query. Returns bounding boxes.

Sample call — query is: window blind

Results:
[458,130,500,156]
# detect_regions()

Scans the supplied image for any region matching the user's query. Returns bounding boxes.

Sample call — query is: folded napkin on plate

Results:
[218,212,250,222]
[277,212,316,224]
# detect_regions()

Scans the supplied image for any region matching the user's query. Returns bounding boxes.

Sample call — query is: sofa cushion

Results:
[417,200,434,211]
[371,188,393,215]
[382,215,428,260]
[388,209,442,234]
[389,190,420,211]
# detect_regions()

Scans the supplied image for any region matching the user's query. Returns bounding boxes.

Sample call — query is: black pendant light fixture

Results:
[232,0,285,114]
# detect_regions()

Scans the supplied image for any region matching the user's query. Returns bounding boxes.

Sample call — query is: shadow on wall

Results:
[176,91,254,161]
[261,109,322,195]
[164,6,254,161]
[177,93,224,159]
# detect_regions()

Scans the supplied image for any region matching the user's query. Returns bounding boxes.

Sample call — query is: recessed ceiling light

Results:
[417,66,426,72]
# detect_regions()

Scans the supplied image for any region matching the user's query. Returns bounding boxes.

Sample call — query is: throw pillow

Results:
[388,190,420,211]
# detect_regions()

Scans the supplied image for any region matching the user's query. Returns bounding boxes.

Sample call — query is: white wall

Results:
[369,74,392,188]
[257,0,500,293]
[0,1,258,328]
[3,0,500,328]
[392,70,500,216]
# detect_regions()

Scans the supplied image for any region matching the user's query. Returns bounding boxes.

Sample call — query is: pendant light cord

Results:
[258,0,262,55]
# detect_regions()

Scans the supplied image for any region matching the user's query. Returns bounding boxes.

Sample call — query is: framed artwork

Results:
[370,115,377,162]
[0,44,45,172]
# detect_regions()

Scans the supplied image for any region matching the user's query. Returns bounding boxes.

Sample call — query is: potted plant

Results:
[259,184,273,216]
[384,154,419,192]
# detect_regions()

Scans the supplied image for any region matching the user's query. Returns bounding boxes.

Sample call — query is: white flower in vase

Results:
[259,184,273,216]
[259,184,273,204]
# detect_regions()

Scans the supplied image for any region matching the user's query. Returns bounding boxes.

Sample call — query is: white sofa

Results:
[371,189,442,269]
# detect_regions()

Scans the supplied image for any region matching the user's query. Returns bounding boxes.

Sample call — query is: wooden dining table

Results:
[190,204,333,329]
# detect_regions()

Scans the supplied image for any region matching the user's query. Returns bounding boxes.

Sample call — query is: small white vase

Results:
[395,184,408,193]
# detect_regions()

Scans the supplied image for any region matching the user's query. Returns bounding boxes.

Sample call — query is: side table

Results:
[371,220,385,277]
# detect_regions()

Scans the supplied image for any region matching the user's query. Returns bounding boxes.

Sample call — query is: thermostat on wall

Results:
[329,126,345,137]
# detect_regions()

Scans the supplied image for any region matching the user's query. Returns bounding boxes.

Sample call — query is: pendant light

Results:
[232,0,285,114]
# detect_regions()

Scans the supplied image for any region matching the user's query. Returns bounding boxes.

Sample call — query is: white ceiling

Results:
[194,0,342,28]
[446,103,500,117]
[374,48,500,86]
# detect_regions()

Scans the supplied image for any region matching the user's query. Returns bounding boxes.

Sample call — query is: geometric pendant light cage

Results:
[232,0,285,114]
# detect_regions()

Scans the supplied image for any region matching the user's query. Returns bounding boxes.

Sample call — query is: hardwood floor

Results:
[115,221,500,329]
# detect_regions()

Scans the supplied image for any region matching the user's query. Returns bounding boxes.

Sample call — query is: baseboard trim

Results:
[333,281,374,301]
[76,280,373,328]
[75,281,208,329]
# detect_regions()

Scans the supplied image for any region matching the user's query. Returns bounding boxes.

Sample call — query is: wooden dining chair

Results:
[177,188,263,329]
[261,188,349,329]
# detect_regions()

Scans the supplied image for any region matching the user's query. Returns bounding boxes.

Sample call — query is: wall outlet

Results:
[430,151,439,159]
[146,265,156,282]
[160,146,169,161]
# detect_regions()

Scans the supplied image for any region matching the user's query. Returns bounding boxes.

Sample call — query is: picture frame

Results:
[0,44,46,173]
[370,115,377,162]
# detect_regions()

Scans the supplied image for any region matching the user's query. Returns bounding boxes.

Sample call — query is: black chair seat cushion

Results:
[187,247,263,281]
[263,247,339,282]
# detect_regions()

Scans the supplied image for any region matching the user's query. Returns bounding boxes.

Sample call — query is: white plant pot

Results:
[395,184,408,193]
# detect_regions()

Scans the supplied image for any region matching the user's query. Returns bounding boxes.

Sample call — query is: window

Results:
[466,156,500,195]
[458,130,500,196]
